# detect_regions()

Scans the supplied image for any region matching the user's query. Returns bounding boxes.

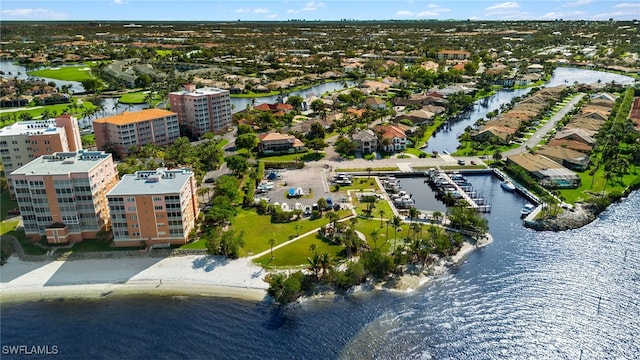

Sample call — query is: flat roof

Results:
[108,169,192,196]
[10,150,112,176]
[0,119,63,137]
[170,87,229,96]
[94,109,177,126]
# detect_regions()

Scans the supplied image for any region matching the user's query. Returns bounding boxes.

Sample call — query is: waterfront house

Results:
[534,145,591,171]
[507,153,580,188]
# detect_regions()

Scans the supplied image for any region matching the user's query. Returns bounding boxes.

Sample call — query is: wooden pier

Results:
[432,170,492,213]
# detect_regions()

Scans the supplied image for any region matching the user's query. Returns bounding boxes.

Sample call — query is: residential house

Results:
[535,145,591,171]
[631,97,640,130]
[364,97,387,110]
[507,153,580,188]
[107,168,198,247]
[375,124,407,152]
[93,109,180,158]
[394,109,435,126]
[351,129,378,154]
[554,128,596,145]
[547,139,593,154]
[471,125,517,143]
[258,132,305,153]
[10,150,119,243]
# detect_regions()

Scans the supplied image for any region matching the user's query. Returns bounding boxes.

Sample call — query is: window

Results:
[44,140,50,145]
[154,205,163,210]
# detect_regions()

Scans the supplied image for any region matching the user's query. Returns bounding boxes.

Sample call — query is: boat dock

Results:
[426,170,492,213]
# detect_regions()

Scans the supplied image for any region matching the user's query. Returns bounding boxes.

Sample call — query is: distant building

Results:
[0,116,82,198]
[93,109,180,158]
[437,50,471,61]
[169,84,232,137]
[10,150,118,244]
[107,168,198,247]
[364,97,387,110]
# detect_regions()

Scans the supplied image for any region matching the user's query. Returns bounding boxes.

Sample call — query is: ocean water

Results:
[2,176,639,360]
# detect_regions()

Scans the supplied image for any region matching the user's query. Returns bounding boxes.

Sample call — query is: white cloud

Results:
[236,7,271,15]
[396,10,414,17]
[396,4,449,18]
[287,9,300,14]
[1,8,68,20]
[540,10,587,19]
[486,2,520,12]
[484,2,530,18]
[113,0,124,4]
[253,8,270,14]
[235,8,251,14]
[303,1,326,12]
[265,14,278,19]
[612,3,640,10]
[563,0,594,7]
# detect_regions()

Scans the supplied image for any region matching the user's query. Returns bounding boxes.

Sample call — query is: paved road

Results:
[502,93,585,158]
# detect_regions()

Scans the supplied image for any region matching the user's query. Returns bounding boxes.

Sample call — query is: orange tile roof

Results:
[94,109,177,125]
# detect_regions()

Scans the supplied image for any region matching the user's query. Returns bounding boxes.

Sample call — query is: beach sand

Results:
[0,255,269,304]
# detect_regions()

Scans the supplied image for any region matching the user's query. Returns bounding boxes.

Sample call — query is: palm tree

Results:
[325,211,339,236]
[432,211,443,224]
[370,230,380,250]
[268,238,276,259]
[319,252,333,277]
[307,253,322,279]
[379,209,385,228]
[112,102,121,114]
[408,207,419,225]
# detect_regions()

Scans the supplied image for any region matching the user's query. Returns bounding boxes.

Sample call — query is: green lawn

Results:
[28,65,95,82]
[335,166,399,172]
[558,166,640,204]
[254,232,344,268]
[118,91,162,105]
[0,220,20,236]
[155,50,173,56]
[353,194,394,220]
[334,177,380,192]
[233,208,351,256]
[0,191,18,221]
[180,238,207,250]
[1,101,97,121]
[258,151,323,162]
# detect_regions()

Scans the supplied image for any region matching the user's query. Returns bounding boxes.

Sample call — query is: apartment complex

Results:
[107,168,198,247]
[10,150,118,244]
[93,109,180,157]
[0,116,82,197]
[169,84,232,137]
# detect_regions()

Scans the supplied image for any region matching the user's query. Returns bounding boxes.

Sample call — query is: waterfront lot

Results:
[264,165,331,207]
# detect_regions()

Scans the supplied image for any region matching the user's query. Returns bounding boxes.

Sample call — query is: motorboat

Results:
[501,180,516,192]
[521,203,535,217]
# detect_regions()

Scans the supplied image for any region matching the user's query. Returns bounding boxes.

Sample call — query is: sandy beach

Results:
[0,255,269,304]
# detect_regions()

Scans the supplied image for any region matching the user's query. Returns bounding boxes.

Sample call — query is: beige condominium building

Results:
[106,168,198,247]
[0,115,82,196]
[93,109,180,158]
[10,150,119,244]
[169,84,232,137]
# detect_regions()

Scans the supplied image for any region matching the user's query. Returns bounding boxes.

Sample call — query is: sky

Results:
[1,1,639,21]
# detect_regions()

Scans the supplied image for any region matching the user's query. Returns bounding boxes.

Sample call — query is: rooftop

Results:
[108,168,193,196]
[94,109,177,126]
[0,119,63,137]
[169,86,229,96]
[10,150,112,176]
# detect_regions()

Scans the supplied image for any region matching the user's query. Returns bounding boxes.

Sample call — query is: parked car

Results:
[204,177,215,184]
[457,159,466,165]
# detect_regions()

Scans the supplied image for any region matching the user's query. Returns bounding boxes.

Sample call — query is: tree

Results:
[269,238,276,259]
[317,197,328,211]
[81,78,99,93]
[379,209,385,228]
[334,135,356,155]
[235,133,259,152]
[286,95,304,110]
[225,155,250,176]
[492,150,503,162]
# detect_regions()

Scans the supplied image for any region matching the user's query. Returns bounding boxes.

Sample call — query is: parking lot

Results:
[259,165,331,208]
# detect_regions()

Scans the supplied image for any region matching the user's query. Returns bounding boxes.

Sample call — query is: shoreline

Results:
[0,255,269,305]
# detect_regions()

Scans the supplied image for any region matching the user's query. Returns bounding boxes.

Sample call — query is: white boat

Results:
[521,204,535,217]
[501,180,516,192]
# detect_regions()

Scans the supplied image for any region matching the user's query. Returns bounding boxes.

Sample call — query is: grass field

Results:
[118,91,162,104]
[254,232,344,268]
[259,151,323,162]
[0,220,20,236]
[0,191,18,221]
[233,208,351,256]
[28,65,95,82]
[0,101,97,121]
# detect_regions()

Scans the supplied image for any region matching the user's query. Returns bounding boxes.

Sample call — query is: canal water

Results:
[422,67,635,154]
